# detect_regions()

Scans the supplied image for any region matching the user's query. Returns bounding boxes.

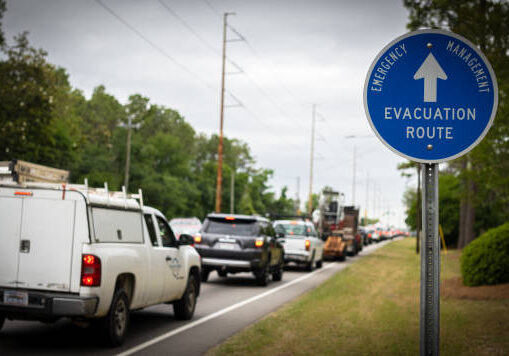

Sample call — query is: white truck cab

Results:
[0,182,201,346]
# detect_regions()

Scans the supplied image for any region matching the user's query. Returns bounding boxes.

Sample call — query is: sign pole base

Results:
[420,163,440,356]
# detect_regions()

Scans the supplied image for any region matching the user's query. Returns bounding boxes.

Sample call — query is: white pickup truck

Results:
[0,182,201,346]
[273,220,324,271]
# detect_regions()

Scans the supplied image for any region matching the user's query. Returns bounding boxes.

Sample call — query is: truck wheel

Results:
[255,267,269,286]
[174,274,198,320]
[201,268,210,282]
[101,289,130,347]
[338,254,346,262]
[316,260,323,269]
[272,258,284,281]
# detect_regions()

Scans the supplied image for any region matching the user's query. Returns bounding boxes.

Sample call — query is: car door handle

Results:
[165,256,172,262]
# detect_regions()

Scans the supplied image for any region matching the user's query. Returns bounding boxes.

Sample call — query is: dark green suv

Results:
[194,213,284,286]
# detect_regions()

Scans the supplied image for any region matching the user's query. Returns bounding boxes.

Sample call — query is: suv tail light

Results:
[81,254,101,287]
[305,239,311,251]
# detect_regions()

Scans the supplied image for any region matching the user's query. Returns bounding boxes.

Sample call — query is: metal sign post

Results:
[420,163,440,356]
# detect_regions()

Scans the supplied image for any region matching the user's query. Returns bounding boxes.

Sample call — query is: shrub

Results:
[460,222,509,286]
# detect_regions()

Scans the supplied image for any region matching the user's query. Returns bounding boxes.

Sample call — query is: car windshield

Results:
[275,223,311,236]
[204,218,258,236]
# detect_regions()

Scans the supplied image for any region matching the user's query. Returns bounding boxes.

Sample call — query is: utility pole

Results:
[352,144,357,206]
[365,172,370,220]
[215,12,234,213]
[307,104,316,215]
[295,176,300,214]
[230,169,235,214]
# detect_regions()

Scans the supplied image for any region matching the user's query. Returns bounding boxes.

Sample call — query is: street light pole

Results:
[124,114,133,192]
[307,104,316,215]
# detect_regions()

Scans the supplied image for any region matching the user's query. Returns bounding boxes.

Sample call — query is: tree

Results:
[0,32,79,168]
[398,161,421,253]
[404,0,509,247]
[403,173,461,247]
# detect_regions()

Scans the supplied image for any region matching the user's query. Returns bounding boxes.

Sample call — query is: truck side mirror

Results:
[178,234,194,246]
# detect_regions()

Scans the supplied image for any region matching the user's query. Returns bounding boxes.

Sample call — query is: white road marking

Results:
[117,262,337,356]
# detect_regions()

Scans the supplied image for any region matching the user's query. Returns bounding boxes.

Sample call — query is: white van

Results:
[0,182,201,346]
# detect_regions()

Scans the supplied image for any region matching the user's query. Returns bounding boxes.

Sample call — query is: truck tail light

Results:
[81,254,101,287]
[305,239,311,251]
[255,239,264,248]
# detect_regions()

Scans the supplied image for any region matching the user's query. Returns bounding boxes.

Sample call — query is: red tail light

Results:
[368,233,372,238]
[305,239,311,251]
[255,239,264,248]
[81,254,101,287]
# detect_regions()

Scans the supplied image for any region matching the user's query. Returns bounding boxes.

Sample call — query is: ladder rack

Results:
[0,180,144,209]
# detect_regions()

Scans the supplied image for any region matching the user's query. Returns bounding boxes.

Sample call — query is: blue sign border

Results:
[364,29,498,163]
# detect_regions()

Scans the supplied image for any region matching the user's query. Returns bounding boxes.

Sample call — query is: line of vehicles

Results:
[0,161,407,347]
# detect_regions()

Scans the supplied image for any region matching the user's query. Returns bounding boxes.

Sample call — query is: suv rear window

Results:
[204,218,258,236]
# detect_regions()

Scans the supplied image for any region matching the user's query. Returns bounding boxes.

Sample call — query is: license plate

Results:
[215,242,237,250]
[3,290,29,306]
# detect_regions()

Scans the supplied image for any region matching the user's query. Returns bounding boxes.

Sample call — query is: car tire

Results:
[101,289,130,347]
[0,314,5,332]
[255,266,269,286]
[174,274,198,320]
[201,268,210,282]
[217,270,227,278]
[306,253,315,272]
[316,259,323,269]
[272,258,284,281]
[338,254,346,262]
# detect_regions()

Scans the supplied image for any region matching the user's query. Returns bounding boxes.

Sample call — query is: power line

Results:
[94,0,216,92]
[158,0,220,55]
[159,0,307,132]
[197,0,357,171]
[94,0,303,156]
[201,0,222,20]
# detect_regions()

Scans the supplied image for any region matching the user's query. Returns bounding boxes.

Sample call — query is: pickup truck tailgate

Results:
[282,237,306,252]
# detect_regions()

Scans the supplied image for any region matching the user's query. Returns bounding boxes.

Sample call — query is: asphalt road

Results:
[0,240,392,356]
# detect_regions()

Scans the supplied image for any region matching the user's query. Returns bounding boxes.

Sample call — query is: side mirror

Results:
[277,232,285,238]
[178,234,194,246]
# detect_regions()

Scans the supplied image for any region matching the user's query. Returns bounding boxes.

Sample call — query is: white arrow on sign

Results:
[413,53,448,102]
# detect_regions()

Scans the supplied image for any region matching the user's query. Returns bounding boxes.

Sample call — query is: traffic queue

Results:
[0,161,407,346]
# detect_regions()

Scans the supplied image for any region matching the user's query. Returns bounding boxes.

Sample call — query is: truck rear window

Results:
[204,219,258,236]
[275,223,316,237]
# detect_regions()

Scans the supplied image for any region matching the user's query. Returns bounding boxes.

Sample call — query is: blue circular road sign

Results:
[364,29,498,163]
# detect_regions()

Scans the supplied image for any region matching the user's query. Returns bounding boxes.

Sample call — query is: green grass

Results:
[207,239,509,356]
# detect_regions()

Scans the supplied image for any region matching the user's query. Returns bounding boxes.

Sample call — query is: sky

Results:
[3,0,415,226]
